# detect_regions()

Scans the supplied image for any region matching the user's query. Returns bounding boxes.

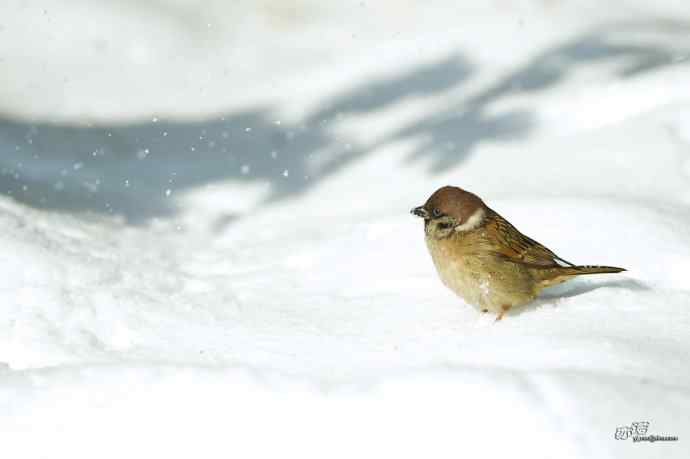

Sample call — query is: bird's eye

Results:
[432,208,442,217]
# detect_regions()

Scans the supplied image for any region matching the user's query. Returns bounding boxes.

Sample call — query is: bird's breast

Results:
[424,234,484,306]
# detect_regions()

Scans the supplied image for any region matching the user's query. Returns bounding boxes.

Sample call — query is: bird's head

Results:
[411,186,487,239]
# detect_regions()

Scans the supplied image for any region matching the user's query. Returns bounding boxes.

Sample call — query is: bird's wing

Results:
[484,208,575,268]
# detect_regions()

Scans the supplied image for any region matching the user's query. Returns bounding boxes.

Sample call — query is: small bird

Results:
[411,186,625,320]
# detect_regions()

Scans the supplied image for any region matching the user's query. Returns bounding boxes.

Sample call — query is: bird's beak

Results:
[411,206,429,218]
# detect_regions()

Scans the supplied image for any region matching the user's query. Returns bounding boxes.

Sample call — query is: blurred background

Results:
[2,0,689,225]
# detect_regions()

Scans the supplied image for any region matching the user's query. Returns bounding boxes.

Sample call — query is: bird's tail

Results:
[559,265,626,275]
[535,265,626,288]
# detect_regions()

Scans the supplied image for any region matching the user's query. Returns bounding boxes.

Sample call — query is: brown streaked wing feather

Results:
[485,209,575,267]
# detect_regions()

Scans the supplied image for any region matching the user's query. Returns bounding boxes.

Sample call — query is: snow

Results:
[1,1,690,458]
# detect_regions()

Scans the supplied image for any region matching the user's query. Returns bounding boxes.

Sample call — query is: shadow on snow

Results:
[0,22,687,223]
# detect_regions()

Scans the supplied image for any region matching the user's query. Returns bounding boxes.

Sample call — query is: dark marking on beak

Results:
[411,206,429,218]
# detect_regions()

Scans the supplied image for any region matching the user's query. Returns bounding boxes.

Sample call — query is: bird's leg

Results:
[495,305,511,322]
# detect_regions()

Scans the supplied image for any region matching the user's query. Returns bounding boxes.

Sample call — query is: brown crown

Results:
[424,186,485,222]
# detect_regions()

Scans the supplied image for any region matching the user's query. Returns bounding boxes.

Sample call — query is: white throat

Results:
[454,207,485,232]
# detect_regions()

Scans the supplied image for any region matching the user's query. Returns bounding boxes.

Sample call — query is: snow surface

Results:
[1,1,690,458]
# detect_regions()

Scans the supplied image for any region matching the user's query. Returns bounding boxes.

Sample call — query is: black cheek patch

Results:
[437,222,453,230]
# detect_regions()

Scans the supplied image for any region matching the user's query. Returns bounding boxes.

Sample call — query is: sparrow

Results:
[411,186,625,320]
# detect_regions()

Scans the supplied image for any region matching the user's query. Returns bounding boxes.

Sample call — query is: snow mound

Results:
[1,1,690,458]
